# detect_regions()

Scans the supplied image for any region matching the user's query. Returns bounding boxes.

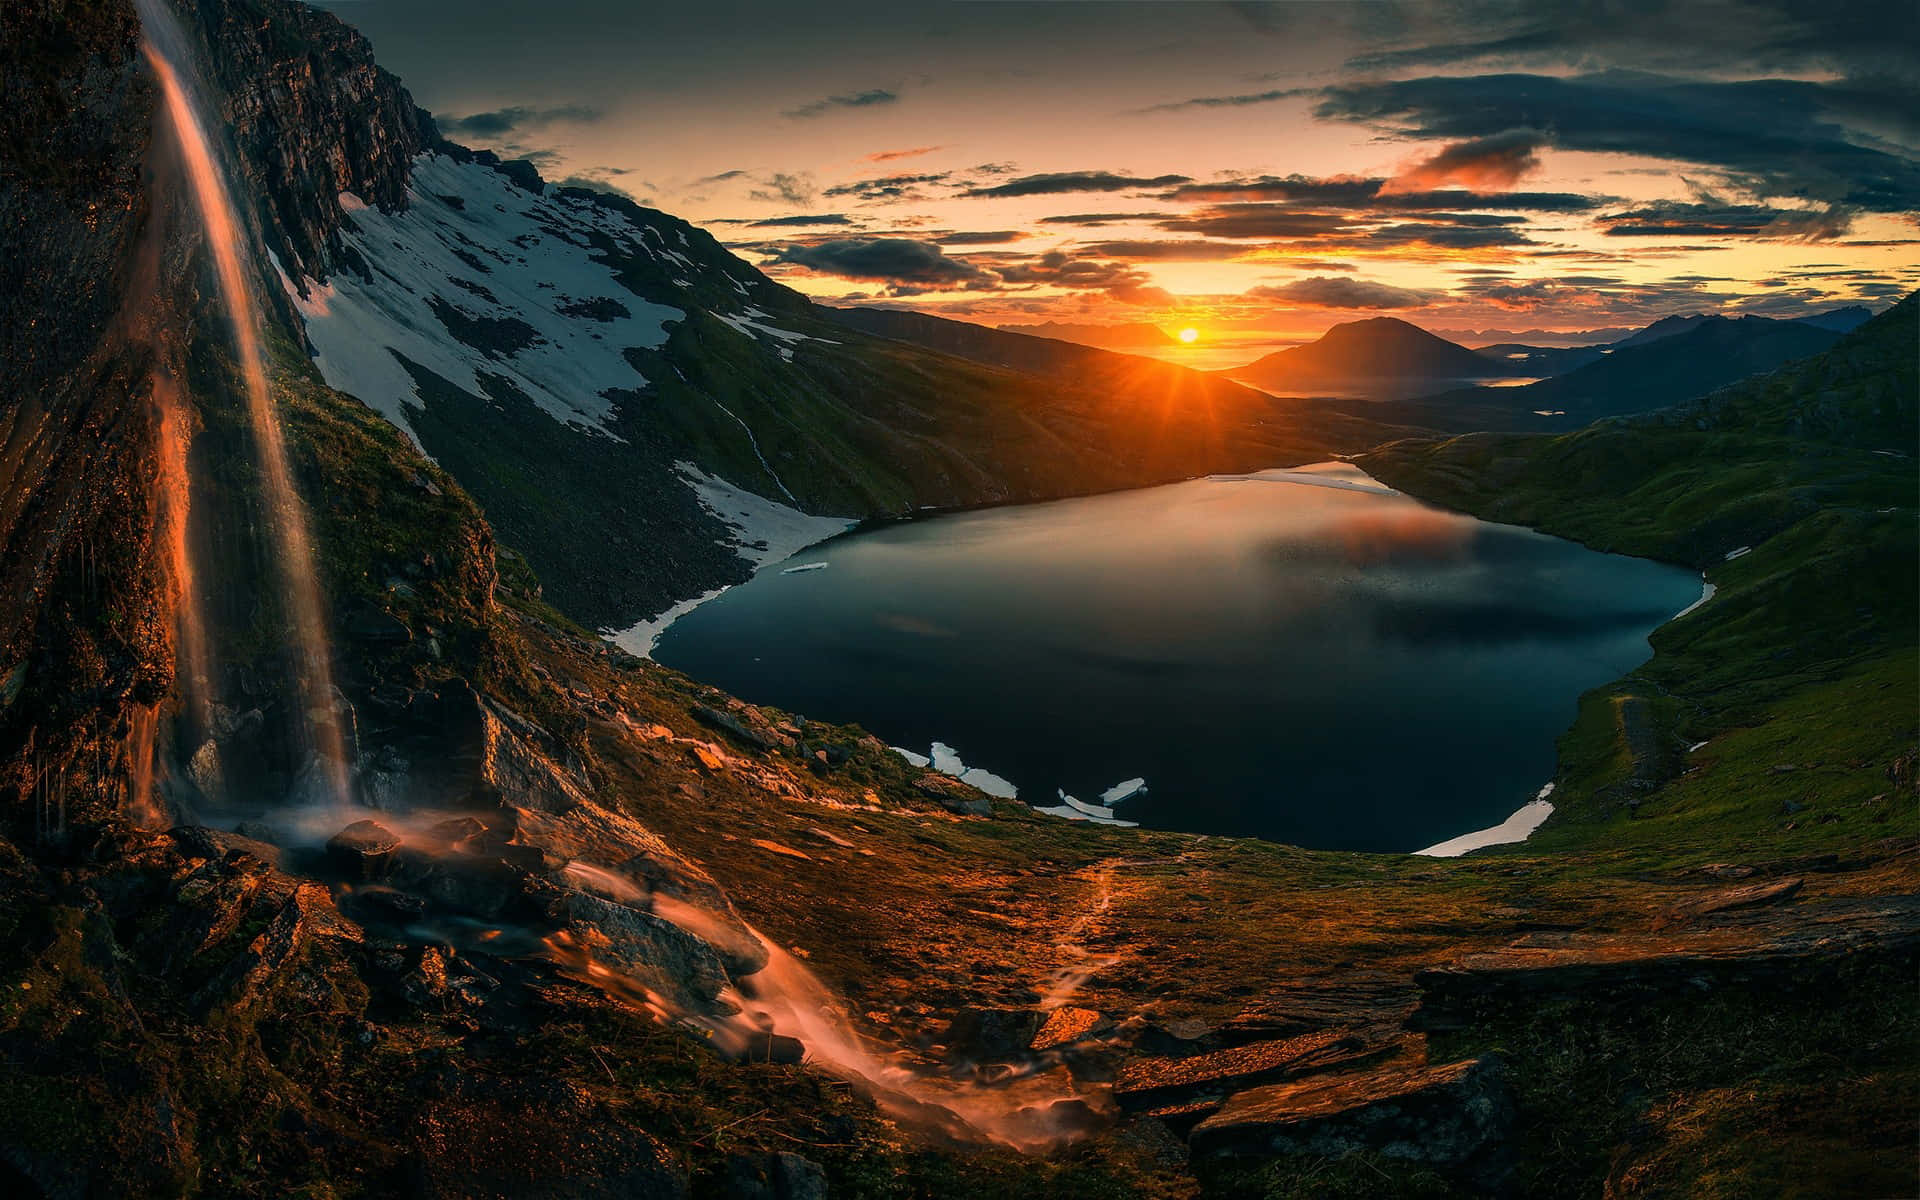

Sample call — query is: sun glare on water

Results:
[1177,327,1200,343]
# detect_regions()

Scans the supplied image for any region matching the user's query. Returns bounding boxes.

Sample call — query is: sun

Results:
[1177,327,1200,343]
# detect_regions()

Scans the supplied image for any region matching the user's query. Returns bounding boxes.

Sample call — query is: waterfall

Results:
[137,0,352,812]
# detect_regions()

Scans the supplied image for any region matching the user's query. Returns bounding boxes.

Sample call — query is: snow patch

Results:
[1670,579,1716,623]
[677,463,854,571]
[285,153,689,449]
[1723,546,1751,560]
[603,466,851,657]
[781,561,830,575]
[1100,778,1148,806]
[606,585,731,659]
[1416,782,1555,857]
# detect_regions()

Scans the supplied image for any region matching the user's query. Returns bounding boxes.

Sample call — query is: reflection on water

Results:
[654,464,1700,852]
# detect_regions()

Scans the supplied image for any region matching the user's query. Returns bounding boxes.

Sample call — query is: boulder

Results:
[326,819,403,880]
[1220,971,1419,1042]
[691,704,778,751]
[1189,1055,1513,1178]
[913,774,991,817]
[942,1007,1045,1062]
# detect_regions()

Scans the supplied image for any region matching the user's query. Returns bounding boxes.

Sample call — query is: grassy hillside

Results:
[1361,294,1917,859]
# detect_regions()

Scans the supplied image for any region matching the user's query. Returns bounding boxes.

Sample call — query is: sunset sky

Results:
[314,0,1919,340]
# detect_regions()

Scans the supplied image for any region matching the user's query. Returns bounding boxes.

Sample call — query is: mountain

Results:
[1348,314,1846,432]
[1222,316,1520,396]
[995,320,1177,348]
[1794,304,1876,333]
[1611,312,1718,348]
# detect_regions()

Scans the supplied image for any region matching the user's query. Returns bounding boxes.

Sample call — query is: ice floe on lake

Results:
[1206,461,1398,496]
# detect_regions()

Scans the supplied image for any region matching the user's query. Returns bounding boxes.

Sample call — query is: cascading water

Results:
[136,0,352,812]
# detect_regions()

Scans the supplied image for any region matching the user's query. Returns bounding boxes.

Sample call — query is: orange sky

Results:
[316,0,1919,339]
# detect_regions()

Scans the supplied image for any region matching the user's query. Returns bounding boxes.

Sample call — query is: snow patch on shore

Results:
[677,463,854,570]
[1416,782,1555,857]
[1670,580,1717,623]
[604,466,851,657]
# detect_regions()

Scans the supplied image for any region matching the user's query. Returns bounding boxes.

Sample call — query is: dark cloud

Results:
[1079,240,1248,261]
[1598,201,1856,240]
[1340,0,1919,80]
[1139,87,1304,114]
[1154,206,1359,240]
[441,103,602,138]
[747,213,856,227]
[996,250,1172,305]
[771,238,992,288]
[933,230,1031,245]
[748,172,817,206]
[1156,203,1538,250]
[1162,175,1599,212]
[1248,276,1438,310]
[823,172,957,202]
[690,169,750,186]
[965,171,1194,198]
[1311,72,1920,212]
[1035,212,1170,226]
[784,88,899,120]
[1385,130,1547,191]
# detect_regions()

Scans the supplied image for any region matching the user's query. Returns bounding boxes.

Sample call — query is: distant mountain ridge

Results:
[995,320,1176,348]
[1222,316,1518,396]
[1345,315,1846,433]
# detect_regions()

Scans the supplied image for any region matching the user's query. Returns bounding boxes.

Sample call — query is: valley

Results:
[0,1,1912,1198]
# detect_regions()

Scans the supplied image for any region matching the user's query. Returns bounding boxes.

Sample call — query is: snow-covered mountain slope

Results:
[274,147,1374,636]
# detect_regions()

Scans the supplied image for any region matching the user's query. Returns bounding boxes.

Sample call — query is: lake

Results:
[653,464,1702,852]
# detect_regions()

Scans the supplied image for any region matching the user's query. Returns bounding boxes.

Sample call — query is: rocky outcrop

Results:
[173,0,433,281]
[1410,895,1920,1033]
[1189,1054,1514,1179]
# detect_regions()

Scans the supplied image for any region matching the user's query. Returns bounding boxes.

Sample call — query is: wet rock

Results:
[942,1008,1044,1061]
[1189,1054,1513,1181]
[327,820,404,880]
[730,1031,806,1066]
[559,892,733,1012]
[722,1152,826,1200]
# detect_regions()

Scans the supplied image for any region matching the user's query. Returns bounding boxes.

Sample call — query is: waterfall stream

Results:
[138,0,352,813]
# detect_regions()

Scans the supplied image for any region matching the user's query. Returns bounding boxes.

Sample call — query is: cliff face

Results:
[177,0,433,280]
[0,0,175,842]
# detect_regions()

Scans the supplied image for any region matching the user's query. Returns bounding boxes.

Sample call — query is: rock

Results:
[942,1008,1045,1062]
[326,820,404,880]
[691,704,777,751]
[559,892,734,1013]
[1220,970,1420,1042]
[1114,1029,1384,1114]
[1665,877,1804,923]
[913,774,991,817]
[1189,1054,1513,1181]
[730,1031,806,1066]
[769,1153,828,1200]
[1031,1005,1112,1051]
[1411,896,1920,1032]
[720,1152,826,1200]
[344,605,412,645]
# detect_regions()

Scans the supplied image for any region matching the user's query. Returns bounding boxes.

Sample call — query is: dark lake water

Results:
[653,465,1702,852]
